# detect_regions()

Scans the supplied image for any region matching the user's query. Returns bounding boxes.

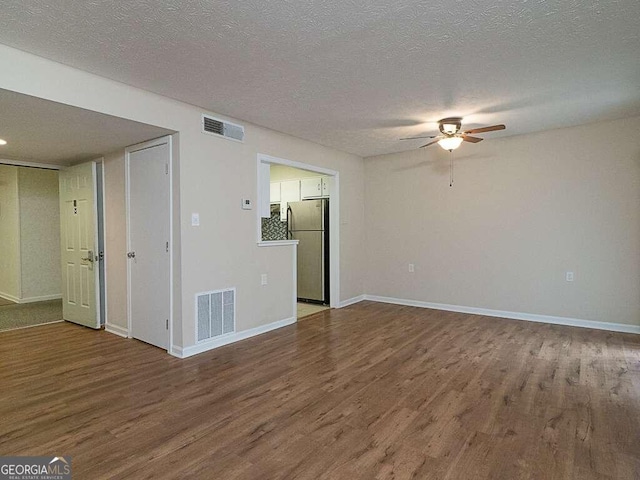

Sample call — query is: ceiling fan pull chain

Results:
[449,152,454,187]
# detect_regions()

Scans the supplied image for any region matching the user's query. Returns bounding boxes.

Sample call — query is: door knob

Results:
[127,251,136,259]
[81,250,95,270]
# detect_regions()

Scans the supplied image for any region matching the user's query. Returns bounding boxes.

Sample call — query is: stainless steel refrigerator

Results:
[287,199,329,304]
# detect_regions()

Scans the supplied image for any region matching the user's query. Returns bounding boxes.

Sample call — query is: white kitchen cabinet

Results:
[300,177,323,199]
[300,177,330,199]
[280,180,301,202]
[321,177,330,197]
[270,182,281,203]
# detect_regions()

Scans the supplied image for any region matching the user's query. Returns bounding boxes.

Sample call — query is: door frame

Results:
[96,159,107,327]
[125,135,174,353]
[256,153,340,312]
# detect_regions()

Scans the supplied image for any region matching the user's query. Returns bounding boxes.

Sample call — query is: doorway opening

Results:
[257,154,339,320]
[0,163,62,331]
[0,160,109,333]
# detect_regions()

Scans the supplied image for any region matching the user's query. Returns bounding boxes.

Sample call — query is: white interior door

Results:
[127,138,171,349]
[59,161,100,328]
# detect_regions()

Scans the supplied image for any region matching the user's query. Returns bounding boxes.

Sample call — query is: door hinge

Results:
[165,163,169,175]
[166,319,169,330]
[166,241,169,253]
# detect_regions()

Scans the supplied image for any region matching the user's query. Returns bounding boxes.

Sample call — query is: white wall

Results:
[0,44,366,350]
[364,116,640,326]
[18,167,61,299]
[0,165,20,300]
[0,165,61,302]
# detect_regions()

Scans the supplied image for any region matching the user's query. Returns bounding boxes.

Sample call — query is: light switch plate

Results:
[242,198,252,210]
[191,213,200,226]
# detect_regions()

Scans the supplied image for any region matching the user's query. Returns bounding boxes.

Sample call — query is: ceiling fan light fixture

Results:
[438,136,463,151]
[442,123,458,134]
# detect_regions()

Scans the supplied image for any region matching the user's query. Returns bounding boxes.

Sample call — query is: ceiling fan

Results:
[401,117,505,151]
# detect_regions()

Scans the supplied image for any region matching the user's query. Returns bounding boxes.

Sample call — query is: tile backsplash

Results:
[261,206,288,241]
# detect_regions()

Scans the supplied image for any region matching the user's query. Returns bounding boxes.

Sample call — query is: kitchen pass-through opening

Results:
[257,154,340,314]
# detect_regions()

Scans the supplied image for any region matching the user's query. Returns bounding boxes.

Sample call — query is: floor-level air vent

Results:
[202,114,245,142]
[196,288,236,342]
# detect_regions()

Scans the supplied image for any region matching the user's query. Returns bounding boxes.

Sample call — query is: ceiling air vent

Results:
[202,114,245,142]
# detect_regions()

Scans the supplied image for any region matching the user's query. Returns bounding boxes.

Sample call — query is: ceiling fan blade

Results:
[463,124,506,135]
[400,135,437,140]
[419,139,440,148]
[462,135,483,143]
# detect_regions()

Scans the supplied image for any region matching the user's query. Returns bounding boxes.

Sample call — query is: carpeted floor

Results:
[0,300,63,332]
[0,298,16,307]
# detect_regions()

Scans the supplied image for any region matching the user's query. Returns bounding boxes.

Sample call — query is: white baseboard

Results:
[169,345,184,358]
[19,294,62,304]
[365,295,640,335]
[174,316,297,359]
[0,291,20,303]
[0,292,62,304]
[105,323,129,338]
[338,294,366,308]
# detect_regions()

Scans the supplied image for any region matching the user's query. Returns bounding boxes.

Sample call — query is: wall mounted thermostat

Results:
[242,198,253,210]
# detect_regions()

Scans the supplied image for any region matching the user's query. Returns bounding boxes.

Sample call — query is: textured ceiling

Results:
[0,89,172,165]
[1,1,639,157]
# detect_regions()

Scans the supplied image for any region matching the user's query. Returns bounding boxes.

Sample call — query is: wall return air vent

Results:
[201,114,245,142]
[196,288,236,342]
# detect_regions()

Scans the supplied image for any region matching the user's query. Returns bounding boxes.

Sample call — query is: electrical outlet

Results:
[566,271,574,282]
[191,213,200,226]
[261,273,268,285]
[408,264,415,273]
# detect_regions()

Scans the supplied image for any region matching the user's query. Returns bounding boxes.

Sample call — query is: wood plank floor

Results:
[1,301,639,479]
